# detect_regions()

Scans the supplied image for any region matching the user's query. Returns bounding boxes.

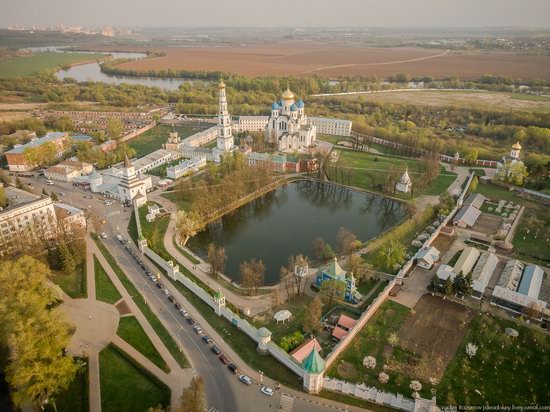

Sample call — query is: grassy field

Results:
[48,262,87,299]
[147,159,182,177]
[99,344,170,412]
[128,124,209,158]
[471,182,549,262]
[93,237,189,368]
[437,313,550,405]
[136,203,172,261]
[116,316,170,373]
[328,90,550,112]
[334,149,456,198]
[326,300,430,397]
[0,52,106,78]
[94,257,122,304]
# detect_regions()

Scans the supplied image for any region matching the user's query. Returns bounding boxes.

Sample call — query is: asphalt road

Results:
[16,175,353,412]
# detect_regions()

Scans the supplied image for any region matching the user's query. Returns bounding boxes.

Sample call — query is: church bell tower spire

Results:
[217,78,234,153]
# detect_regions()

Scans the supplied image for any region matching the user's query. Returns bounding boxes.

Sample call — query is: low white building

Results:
[44,159,93,182]
[146,203,161,222]
[416,246,440,270]
[453,247,480,276]
[308,117,352,136]
[470,252,499,298]
[166,157,206,179]
[132,149,179,175]
[233,116,269,132]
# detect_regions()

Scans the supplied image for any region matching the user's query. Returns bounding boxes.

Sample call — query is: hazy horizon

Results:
[2,0,550,29]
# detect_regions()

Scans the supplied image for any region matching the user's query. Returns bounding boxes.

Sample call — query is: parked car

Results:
[174,303,182,310]
[100,232,107,239]
[156,282,163,289]
[179,308,187,316]
[116,234,124,242]
[261,386,274,396]
[149,275,157,282]
[201,335,211,344]
[162,288,170,296]
[46,180,54,185]
[210,346,221,355]
[167,295,175,303]
[186,317,195,325]
[59,192,65,196]
[227,363,238,374]
[193,325,203,334]
[239,375,252,385]
[219,354,229,365]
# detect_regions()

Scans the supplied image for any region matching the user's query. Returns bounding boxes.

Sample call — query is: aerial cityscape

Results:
[0,1,549,411]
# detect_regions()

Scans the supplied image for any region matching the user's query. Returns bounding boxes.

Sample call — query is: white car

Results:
[261,386,274,396]
[100,232,108,239]
[239,375,252,385]
[162,288,170,295]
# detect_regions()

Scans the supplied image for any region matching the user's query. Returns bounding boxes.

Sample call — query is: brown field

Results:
[394,294,474,381]
[111,41,550,80]
[324,90,550,111]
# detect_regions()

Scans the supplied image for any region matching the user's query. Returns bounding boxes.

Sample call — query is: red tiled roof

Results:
[290,338,322,363]
[332,326,348,340]
[337,314,357,330]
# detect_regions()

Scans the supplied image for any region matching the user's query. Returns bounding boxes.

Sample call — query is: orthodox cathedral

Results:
[265,87,317,151]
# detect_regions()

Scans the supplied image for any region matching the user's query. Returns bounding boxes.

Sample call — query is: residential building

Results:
[232,116,269,132]
[44,159,93,182]
[166,157,206,179]
[308,117,352,137]
[5,132,69,171]
[416,246,440,270]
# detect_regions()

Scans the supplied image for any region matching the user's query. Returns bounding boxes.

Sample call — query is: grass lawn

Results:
[136,202,172,261]
[94,256,122,304]
[147,159,183,177]
[437,313,550,405]
[356,278,380,296]
[326,300,434,398]
[362,281,388,307]
[318,134,349,145]
[93,236,189,368]
[161,190,193,211]
[128,124,209,158]
[319,390,396,412]
[48,262,87,299]
[512,208,550,262]
[0,52,106,78]
[173,237,200,265]
[99,344,170,412]
[46,359,89,412]
[116,316,170,373]
[335,149,455,198]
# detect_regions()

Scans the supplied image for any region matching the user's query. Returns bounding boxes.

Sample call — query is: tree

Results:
[51,192,59,202]
[336,227,358,256]
[58,242,77,275]
[106,117,124,141]
[280,266,295,300]
[178,376,206,412]
[319,279,345,307]
[173,210,203,246]
[374,237,406,273]
[444,277,454,297]
[206,244,226,279]
[508,162,529,186]
[470,175,478,192]
[363,355,377,369]
[240,258,265,296]
[464,148,479,171]
[303,296,323,334]
[0,185,7,208]
[465,342,478,358]
[288,254,308,296]
[0,256,79,409]
[311,237,326,262]
[322,243,335,261]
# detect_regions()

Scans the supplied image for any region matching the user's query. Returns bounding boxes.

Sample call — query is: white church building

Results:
[265,88,317,151]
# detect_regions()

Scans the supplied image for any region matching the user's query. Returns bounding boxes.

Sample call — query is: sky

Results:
[1,0,550,28]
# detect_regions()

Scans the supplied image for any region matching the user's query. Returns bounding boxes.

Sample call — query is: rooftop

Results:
[5,132,67,154]
[1,186,43,214]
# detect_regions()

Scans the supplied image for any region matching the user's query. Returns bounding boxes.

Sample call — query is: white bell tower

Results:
[510,141,522,159]
[216,79,234,153]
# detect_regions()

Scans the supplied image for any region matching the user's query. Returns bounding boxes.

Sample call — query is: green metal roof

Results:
[321,258,347,281]
[302,348,325,374]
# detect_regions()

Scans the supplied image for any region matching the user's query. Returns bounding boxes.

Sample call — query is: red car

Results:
[219,354,229,365]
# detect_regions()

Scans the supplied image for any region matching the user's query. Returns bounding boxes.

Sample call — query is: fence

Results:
[350,132,499,168]
[323,378,416,412]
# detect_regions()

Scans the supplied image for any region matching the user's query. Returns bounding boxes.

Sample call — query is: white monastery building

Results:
[265,88,316,151]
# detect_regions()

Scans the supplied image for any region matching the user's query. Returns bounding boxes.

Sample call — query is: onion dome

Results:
[512,141,522,150]
[271,102,279,110]
[218,78,226,89]
[296,99,304,108]
[282,87,295,101]
[290,103,298,111]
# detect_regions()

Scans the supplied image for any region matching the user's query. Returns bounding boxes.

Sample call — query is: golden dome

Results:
[282,87,294,101]
[218,78,226,89]
[512,141,522,150]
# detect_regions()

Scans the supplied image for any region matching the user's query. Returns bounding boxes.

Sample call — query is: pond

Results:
[187,180,406,285]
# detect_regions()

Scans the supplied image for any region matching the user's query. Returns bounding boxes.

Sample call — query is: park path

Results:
[85,239,101,412]
[89,238,193,406]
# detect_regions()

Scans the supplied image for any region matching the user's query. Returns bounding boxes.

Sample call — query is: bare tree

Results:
[207,244,226,279]
[240,258,265,296]
[336,227,358,257]
[311,237,326,262]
